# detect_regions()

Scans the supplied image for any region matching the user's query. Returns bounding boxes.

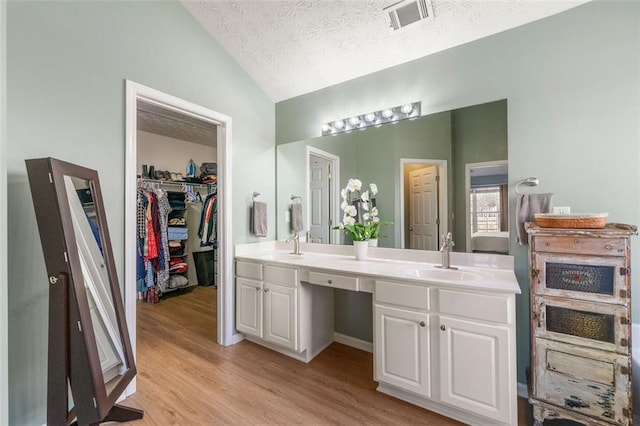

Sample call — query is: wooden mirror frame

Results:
[26,158,142,425]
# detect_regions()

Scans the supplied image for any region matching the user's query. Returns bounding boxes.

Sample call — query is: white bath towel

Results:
[517,193,553,245]
[291,203,303,233]
[252,201,268,237]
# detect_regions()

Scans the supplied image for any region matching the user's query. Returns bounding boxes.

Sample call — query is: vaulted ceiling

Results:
[182,0,589,102]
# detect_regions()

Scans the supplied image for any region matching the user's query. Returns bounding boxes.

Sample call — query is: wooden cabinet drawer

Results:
[375,281,430,310]
[236,261,263,280]
[533,236,627,257]
[308,271,358,291]
[439,289,511,324]
[264,265,298,287]
[534,338,631,424]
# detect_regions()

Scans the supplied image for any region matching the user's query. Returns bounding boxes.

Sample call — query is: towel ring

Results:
[252,191,260,201]
[515,177,539,195]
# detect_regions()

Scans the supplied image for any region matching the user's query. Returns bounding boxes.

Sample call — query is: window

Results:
[470,186,502,233]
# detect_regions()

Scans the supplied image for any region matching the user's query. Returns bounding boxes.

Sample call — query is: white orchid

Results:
[340,200,348,210]
[346,178,362,192]
[372,216,380,223]
[337,223,345,230]
[363,212,370,221]
[371,207,379,217]
[370,183,378,196]
[361,191,369,202]
[340,188,348,200]
[344,205,357,217]
[361,202,369,211]
[343,215,356,226]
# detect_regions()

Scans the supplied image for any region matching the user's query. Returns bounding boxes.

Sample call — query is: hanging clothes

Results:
[198,192,218,247]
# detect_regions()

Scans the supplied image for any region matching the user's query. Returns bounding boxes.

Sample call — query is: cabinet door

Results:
[236,278,263,338]
[374,305,430,397]
[439,315,510,424]
[264,283,298,351]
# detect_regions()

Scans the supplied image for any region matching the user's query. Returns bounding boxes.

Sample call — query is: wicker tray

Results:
[534,213,608,229]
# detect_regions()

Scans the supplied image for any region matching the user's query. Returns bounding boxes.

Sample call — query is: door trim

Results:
[399,159,447,249]
[0,1,7,421]
[464,160,508,253]
[306,146,340,244]
[124,80,234,395]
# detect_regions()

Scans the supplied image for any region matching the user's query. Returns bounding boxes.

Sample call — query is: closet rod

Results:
[138,178,216,190]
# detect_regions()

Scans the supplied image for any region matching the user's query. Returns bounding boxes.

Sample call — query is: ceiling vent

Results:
[384,0,434,31]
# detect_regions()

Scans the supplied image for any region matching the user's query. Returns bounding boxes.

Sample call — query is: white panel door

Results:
[439,315,511,424]
[309,154,330,244]
[409,166,438,250]
[374,305,431,397]
[235,278,263,338]
[264,282,298,351]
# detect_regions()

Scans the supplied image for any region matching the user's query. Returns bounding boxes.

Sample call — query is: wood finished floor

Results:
[121,285,533,425]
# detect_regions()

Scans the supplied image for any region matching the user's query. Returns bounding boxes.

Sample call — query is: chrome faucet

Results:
[286,232,302,255]
[437,232,457,269]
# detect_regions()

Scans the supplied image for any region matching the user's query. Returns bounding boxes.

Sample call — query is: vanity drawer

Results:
[308,271,358,291]
[236,261,263,280]
[439,289,511,324]
[533,236,627,257]
[375,281,430,310]
[264,265,298,287]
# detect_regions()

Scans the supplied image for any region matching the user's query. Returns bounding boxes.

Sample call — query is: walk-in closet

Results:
[134,100,218,333]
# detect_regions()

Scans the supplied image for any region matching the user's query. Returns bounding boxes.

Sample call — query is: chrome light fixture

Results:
[321,101,421,136]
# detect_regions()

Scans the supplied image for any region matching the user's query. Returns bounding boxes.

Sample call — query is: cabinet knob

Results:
[440,325,446,331]
[419,321,426,327]
[255,287,260,291]
[328,279,333,284]
[264,288,270,293]
[605,244,613,250]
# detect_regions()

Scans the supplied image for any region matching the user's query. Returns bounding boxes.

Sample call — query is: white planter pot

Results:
[368,239,378,247]
[354,241,369,261]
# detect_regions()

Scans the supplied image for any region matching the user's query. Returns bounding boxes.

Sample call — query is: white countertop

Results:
[235,242,521,294]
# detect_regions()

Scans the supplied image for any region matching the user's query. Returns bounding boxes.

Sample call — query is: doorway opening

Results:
[124,81,235,396]
[464,160,509,254]
[306,146,340,244]
[400,159,447,250]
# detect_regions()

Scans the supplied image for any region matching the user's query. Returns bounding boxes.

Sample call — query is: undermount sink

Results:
[405,267,490,282]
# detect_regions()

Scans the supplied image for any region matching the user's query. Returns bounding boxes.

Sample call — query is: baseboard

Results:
[517,382,528,398]
[333,333,373,353]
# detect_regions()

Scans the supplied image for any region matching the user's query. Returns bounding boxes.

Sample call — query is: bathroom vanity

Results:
[235,242,521,425]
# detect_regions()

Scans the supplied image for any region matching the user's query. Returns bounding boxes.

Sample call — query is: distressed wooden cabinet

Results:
[527,224,637,426]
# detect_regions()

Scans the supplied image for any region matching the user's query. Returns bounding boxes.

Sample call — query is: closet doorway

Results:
[124,81,234,396]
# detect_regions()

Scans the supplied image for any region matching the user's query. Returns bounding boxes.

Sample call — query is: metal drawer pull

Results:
[328,279,333,284]
[440,325,445,331]
[605,244,613,250]
[256,287,260,291]
[419,321,425,327]
[264,288,270,293]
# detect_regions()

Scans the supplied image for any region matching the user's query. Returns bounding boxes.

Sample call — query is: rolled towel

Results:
[291,203,303,233]
[517,193,553,245]
[252,201,268,237]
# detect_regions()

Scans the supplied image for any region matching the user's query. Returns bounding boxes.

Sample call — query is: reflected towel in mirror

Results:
[291,203,303,233]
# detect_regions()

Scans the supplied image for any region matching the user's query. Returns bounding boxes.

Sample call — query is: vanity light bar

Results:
[321,101,421,136]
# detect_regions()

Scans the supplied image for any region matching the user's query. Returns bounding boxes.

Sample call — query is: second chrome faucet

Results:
[437,232,456,269]
[286,232,302,255]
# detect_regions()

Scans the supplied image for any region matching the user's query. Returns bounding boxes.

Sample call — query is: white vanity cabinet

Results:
[374,281,517,426]
[374,280,432,397]
[236,261,299,350]
[235,260,334,362]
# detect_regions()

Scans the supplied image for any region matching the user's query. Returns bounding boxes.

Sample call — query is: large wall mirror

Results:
[276,99,509,254]
[26,158,142,425]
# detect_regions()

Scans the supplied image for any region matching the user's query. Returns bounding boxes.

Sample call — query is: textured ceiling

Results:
[182,0,589,102]
[137,101,218,147]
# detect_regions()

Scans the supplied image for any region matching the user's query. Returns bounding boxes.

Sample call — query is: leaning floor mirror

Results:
[26,158,143,425]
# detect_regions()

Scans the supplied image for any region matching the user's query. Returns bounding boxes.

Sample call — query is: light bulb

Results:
[322,123,332,133]
[333,120,345,130]
[401,104,413,114]
[382,109,394,119]
[349,116,361,126]
[364,113,376,123]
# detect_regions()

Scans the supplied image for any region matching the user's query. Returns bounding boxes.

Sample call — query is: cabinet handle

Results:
[419,321,426,327]
[328,279,333,284]
[605,244,613,250]
[264,288,270,293]
[255,287,261,291]
[440,325,445,331]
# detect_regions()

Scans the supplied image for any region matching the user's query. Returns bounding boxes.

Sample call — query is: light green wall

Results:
[276,0,640,384]
[0,0,7,424]
[7,1,274,424]
[452,100,508,252]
